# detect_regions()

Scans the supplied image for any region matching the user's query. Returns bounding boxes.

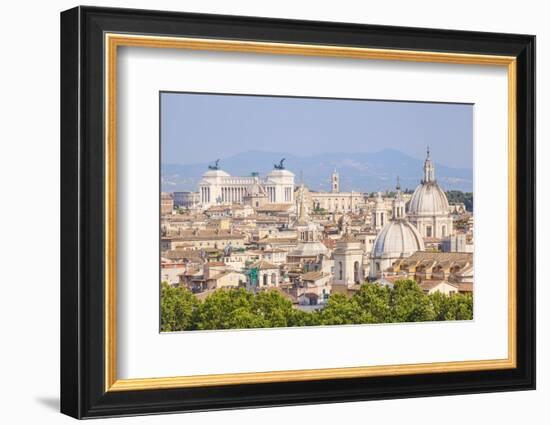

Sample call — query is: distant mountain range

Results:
[161,149,473,193]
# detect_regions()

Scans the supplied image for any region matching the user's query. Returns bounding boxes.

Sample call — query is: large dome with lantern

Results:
[406,148,454,239]
[408,182,450,216]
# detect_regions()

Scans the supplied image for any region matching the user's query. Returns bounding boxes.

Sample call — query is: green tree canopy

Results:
[160,282,199,332]
[160,279,473,331]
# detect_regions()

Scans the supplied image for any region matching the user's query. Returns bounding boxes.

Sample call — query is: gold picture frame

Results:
[104,33,517,392]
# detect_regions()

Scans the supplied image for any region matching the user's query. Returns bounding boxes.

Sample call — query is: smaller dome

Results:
[290,241,329,257]
[408,182,450,216]
[246,180,267,197]
[372,220,425,258]
[202,169,230,178]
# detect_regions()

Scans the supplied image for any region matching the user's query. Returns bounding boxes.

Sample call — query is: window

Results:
[338,262,343,280]
[271,273,276,284]
[263,274,268,286]
[354,261,360,283]
[426,226,432,237]
[442,225,447,237]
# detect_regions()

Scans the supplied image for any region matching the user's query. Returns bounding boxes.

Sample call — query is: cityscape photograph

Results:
[159,92,474,332]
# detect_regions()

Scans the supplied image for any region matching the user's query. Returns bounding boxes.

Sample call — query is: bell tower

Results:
[392,177,406,220]
[331,170,339,193]
[372,192,388,231]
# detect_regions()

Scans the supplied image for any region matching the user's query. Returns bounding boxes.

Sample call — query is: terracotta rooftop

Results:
[419,280,458,290]
[458,282,474,292]
[163,250,202,260]
[257,237,297,244]
[255,203,294,212]
[301,271,327,281]
[250,260,279,270]
[163,230,245,241]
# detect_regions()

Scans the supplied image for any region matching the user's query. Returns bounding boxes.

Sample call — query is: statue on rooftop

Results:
[274,158,286,170]
[208,159,220,170]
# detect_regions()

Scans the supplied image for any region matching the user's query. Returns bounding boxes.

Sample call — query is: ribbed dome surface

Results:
[408,182,450,216]
[372,220,425,256]
[290,241,329,257]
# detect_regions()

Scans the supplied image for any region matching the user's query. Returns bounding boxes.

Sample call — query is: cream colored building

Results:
[371,192,389,231]
[419,280,459,295]
[161,230,247,251]
[333,233,365,286]
[386,251,473,287]
[249,260,281,287]
[161,192,174,216]
[198,162,294,209]
[160,262,186,285]
[297,271,332,306]
[292,171,366,214]
[207,270,247,289]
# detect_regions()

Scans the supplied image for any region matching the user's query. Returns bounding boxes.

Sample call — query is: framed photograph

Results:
[60,6,535,419]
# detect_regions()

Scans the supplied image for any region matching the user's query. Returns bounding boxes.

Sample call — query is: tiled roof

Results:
[458,282,474,292]
[420,280,458,290]
[250,260,278,270]
[301,271,326,281]
[164,230,245,241]
[163,250,201,260]
[255,203,293,212]
[257,237,297,244]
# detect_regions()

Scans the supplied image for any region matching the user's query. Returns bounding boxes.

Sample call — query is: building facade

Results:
[333,233,365,286]
[198,162,294,209]
[173,191,200,209]
[161,192,174,216]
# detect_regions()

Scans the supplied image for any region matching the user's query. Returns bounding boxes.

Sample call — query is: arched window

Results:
[354,261,360,283]
[263,274,268,286]
[271,273,276,284]
[338,262,343,280]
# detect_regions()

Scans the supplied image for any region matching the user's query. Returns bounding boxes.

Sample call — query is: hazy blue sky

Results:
[161,92,473,168]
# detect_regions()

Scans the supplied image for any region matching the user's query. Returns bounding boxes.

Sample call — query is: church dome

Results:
[407,148,450,216]
[289,241,329,257]
[372,220,425,258]
[408,182,450,216]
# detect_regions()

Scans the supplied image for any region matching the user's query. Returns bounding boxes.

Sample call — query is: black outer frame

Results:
[60,6,535,419]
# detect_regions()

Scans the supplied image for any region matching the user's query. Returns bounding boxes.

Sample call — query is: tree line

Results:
[161,280,473,332]
[445,190,473,212]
